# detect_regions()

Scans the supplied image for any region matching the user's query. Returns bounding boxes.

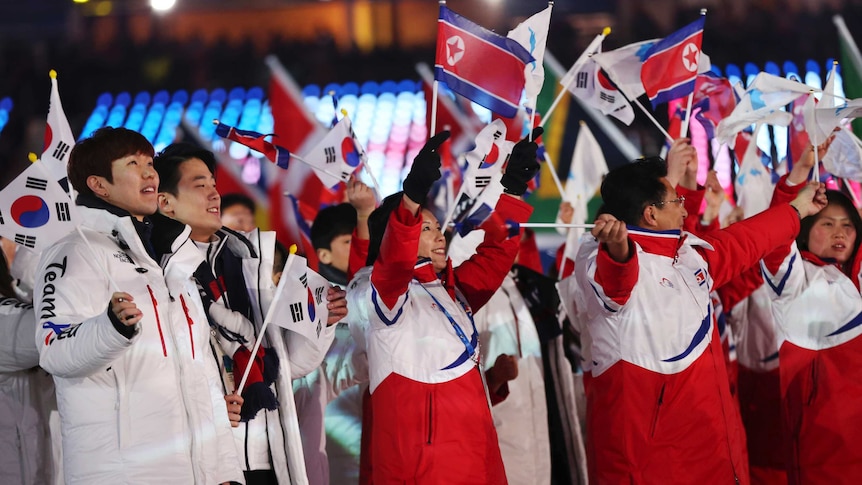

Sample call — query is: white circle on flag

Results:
[681,43,699,72]
[446,36,465,66]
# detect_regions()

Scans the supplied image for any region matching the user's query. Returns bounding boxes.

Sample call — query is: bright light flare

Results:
[150,0,176,12]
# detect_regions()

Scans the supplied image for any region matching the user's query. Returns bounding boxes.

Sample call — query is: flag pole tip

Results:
[289,244,298,255]
[602,27,611,36]
[340,108,348,116]
[833,60,839,66]
[700,8,707,15]
[212,119,219,125]
[49,69,57,79]
[28,152,38,162]
[579,120,586,127]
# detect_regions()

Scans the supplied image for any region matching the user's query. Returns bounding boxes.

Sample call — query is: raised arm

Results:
[371,131,450,310]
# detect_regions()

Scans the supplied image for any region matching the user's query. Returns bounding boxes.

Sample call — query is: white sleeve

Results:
[0,298,40,372]
[34,242,135,378]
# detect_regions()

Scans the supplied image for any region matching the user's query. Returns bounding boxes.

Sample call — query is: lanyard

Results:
[419,282,478,363]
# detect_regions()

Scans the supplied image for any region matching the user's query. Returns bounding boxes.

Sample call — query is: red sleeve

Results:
[454,196,533,311]
[678,184,706,234]
[594,240,638,306]
[698,204,800,289]
[370,200,421,309]
[347,228,369,282]
[762,174,805,274]
[489,381,510,406]
[716,265,764,311]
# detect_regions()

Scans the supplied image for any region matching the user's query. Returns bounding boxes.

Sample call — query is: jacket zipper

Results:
[426,392,434,444]
[650,383,665,438]
[147,285,168,357]
[178,294,195,359]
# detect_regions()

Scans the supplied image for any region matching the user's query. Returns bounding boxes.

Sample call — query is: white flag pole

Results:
[448,221,595,229]
[680,9,708,139]
[236,245,297,395]
[544,150,567,201]
[430,0,446,137]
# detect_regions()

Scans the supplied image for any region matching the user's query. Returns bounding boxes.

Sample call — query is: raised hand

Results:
[402,131,451,205]
[591,213,630,262]
[501,127,543,196]
[790,181,828,218]
[666,138,697,189]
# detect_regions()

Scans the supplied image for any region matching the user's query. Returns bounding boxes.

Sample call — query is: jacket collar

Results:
[413,257,457,299]
[626,225,686,259]
[75,194,158,262]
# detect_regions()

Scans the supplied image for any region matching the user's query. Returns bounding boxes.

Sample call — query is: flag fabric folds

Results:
[506,5,552,111]
[591,40,657,100]
[42,70,76,184]
[561,32,635,125]
[300,115,367,189]
[0,160,77,251]
[823,128,862,182]
[557,123,607,272]
[215,122,292,169]
[435,5,533,118]
[269,251,330,342]
[641,17,707,108]
[734,125,775,217]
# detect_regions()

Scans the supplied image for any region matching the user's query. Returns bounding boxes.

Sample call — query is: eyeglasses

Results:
[651,196,685,208]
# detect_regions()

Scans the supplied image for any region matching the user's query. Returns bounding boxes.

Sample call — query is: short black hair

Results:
[798,189,862,272]
[68,127,154,198]
[221,193,256,214]
[366,192,406,266]
[152,142,217,195]
[600,157,668,226]
[311,203,357,251]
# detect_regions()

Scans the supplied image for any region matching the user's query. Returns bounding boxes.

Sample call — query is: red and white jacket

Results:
[571,202,800,484]
[760,176,862,483]
[362,195,531,484]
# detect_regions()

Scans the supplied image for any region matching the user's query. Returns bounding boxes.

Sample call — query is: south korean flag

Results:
[0,159,78,251]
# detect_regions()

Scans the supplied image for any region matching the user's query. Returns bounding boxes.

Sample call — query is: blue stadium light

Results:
[804,59,822,91]
[783,61,800,79]
[105,91,132,128]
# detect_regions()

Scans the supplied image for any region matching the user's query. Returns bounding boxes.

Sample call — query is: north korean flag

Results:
[640,17,706,108]
[434,5,533,118]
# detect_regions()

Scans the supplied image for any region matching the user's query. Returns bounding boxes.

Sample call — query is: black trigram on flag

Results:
[599,92,615,103]
[299,273,308,288]
[474,175,492,189]
[0,208,4,225]
[341,171,351,181]
[576,71,589,89]
[492,130,503,140]
[53,141,71,161]
[324,146,337,164]
[14,234,36,248]
[56,202,71,222]
[25,177,48,191]
[289,302,304,323]
[314,286,324,304]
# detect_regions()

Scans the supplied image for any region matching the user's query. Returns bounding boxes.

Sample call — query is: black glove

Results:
[501,127,543,196]
[402,131,451,205]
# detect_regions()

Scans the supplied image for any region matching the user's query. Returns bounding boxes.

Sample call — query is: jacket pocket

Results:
[650,383,666,439]
[425,391,435,445]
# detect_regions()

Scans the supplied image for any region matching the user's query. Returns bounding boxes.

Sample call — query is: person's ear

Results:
[158,192,175,216]
[317,248,333,265]
[641,205,659,228]
[86,176,109,198]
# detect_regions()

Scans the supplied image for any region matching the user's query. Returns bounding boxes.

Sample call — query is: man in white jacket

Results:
[34,127,243,484]
[153,142,345,485]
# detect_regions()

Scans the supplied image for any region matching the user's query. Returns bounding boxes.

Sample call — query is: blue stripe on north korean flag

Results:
[434,6,533,118]
[641,17,705,108]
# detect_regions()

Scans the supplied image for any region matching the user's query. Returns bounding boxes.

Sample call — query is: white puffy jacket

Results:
[204,228,336,485]
[34,205,243,484]
[0,296,55,485]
